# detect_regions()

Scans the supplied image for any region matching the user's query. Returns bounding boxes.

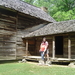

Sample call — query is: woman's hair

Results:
[43,37,46,40]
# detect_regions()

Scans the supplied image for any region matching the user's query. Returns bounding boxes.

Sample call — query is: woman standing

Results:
[39,37,49,61]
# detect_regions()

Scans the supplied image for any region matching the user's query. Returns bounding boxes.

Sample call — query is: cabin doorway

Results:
[55,36,63,55]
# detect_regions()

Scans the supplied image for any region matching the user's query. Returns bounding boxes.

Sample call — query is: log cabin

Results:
[23,20,75,62]
[0,0,55,60]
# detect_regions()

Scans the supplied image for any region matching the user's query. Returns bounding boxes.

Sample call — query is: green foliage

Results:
[21,0,75,21]
[53,10,75,21]
[22,0,35,4]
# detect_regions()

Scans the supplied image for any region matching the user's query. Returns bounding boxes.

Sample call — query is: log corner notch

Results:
[68,36,71,59]
[26,40,28,56]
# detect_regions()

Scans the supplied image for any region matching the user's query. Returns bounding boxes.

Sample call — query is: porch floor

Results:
[23,56,75,62]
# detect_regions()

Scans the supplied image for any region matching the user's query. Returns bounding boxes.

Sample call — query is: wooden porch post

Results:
[26,40,28,56]
[52,36,55,59]
[68,36,71,59]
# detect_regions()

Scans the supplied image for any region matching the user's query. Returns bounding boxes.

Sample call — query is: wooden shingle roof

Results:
[0,0,55,22]
[24,20,75,38]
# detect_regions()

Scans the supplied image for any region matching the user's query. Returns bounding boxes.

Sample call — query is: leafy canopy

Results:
[21,0,75,21]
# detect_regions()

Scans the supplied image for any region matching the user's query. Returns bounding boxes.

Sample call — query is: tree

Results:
[53,10,75,21]
[54,0,75,11]
[21,0,75,21]
[22,0,35,4]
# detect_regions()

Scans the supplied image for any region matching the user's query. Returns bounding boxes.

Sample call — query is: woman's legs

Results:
[45,49,49,61]
[40,51,44,61]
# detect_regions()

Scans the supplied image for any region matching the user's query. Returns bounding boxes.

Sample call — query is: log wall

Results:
[63,35,75,59]
[0,13,17,60]
[71,35,75,58]
[16,14,29,59]
[0,8,34,60]
[63,36,68,58]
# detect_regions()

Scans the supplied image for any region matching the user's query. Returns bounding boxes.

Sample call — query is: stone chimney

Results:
[40,7,48,12]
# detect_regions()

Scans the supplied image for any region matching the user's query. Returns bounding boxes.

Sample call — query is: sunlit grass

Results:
[0,62,75,75]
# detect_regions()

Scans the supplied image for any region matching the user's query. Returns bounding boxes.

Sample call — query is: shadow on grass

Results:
[52,62,70,66]
[0,60,19,64]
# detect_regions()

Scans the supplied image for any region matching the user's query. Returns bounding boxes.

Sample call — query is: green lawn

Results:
[0,62,75,75]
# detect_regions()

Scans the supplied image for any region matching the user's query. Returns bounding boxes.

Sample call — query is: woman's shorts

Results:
[45,49,49,54]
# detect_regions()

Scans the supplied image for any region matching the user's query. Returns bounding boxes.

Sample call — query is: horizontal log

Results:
[16,54,25,56]
[0,48,16,51]
[3,44,16,48]
[16,42,24,45]
[0,18,14,23]
[0,38,3,41]
[16,38,23,42]
[0,17,16,23]
[3,38,16,42]
[1,47,16,49]
[0,43,3,47]
[17,45,25,48]
[0,22,16,30]
[16,51,25,55]
[4,23,16,27]
[0,25,5,28]
[0,30,4,33]
[16,35,24,38]
[0,52,15,55]
[4,28,16,31]
[17,47,25,49]
[0,51,15,54]
[0,13,16,20]
[0,56,16,60]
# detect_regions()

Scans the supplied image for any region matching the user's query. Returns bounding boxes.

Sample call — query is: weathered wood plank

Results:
[26,40,28,56]
[52,36,55,59]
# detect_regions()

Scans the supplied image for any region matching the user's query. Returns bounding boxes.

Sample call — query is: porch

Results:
[22,33,75,62]
[23,56,75,62]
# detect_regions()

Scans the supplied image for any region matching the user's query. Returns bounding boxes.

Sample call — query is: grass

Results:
[0,61,75,75]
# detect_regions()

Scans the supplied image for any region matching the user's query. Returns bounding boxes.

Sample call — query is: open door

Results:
[55,36,63,55]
